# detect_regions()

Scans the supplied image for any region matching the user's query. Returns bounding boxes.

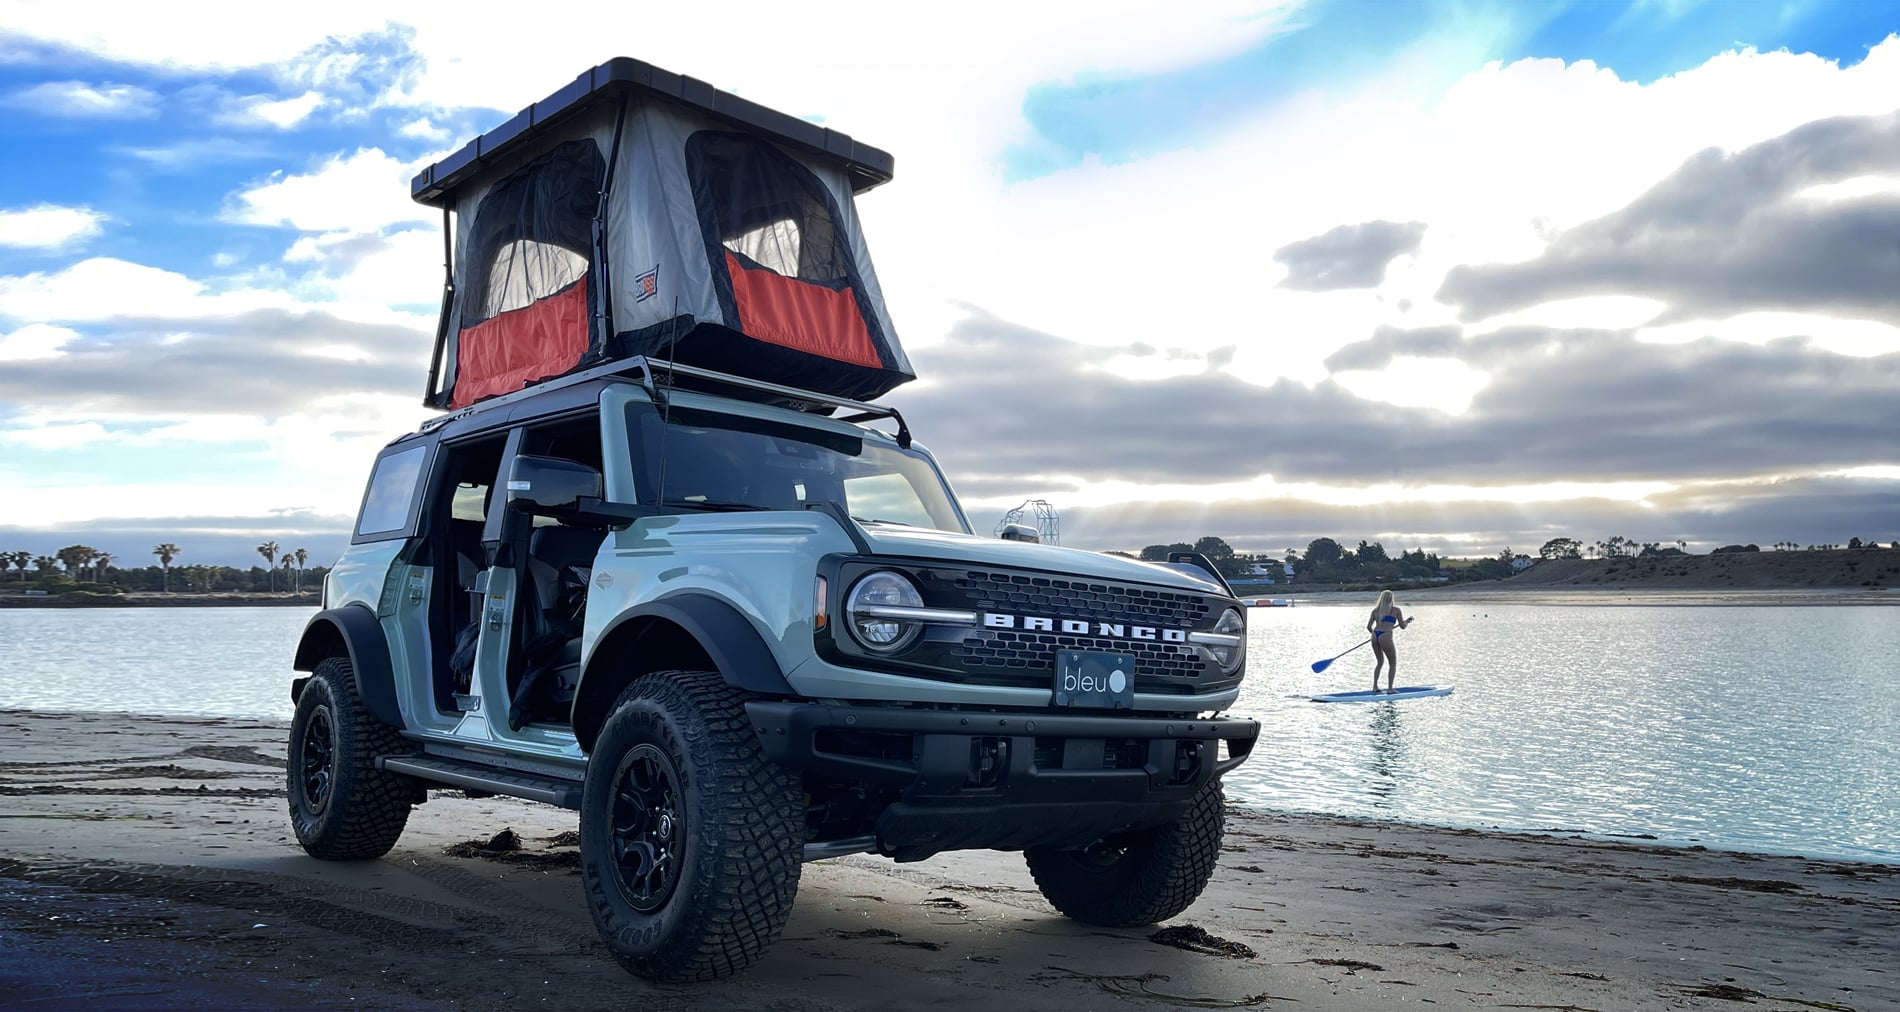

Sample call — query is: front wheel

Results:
[579,671,804,982]
[1024,783,1225,926]
[286,656,414,859]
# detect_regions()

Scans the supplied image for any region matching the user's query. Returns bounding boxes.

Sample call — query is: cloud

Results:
[0,308,427,417]
[1274,220,1427,291]
[1439,111,1900,324]
[0,323,79,361]
[0,257,292,323]
[226,148,434,233]
[395,116,449,141]
[1048,474,1900,556]
[3,79,159,118]
[218,90,325,129]
[0,204,107,249]
[118,137,284,170]
[899,309,1900,494]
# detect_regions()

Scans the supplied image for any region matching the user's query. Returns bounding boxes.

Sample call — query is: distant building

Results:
[1511,555,1535,572]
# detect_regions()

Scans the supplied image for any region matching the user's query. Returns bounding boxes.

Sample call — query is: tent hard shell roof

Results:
[411,57,895,208]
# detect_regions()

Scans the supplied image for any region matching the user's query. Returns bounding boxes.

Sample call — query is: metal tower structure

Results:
[995,499,1059,545]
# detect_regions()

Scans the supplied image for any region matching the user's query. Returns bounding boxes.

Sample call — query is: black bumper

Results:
[744,702,1259,861]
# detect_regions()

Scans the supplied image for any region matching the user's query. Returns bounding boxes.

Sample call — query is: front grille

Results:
[962,631,1206,686]
[944,570,1212,628]
[912,567,1236,696]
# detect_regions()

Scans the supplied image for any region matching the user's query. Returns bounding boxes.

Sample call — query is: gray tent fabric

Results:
[419,59,912,409]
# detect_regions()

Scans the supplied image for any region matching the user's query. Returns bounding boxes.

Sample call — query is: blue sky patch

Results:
[1003,0,1900,181]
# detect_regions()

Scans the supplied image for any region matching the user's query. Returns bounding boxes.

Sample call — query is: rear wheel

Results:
[287,656,414,860]
[579,671,803,982]
[1025,783,1224,926]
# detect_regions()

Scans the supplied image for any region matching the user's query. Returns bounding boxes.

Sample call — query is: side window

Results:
[355,445,430,538]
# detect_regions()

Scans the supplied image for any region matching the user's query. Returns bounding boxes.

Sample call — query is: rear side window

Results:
[356,445,430,538]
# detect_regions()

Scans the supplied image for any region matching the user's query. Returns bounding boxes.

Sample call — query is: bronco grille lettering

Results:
[981,612,1189,643]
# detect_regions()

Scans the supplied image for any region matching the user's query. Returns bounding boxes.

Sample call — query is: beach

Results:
[1,710,1893,1010]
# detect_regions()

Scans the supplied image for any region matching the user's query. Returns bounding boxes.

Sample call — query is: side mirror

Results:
[507,455,603,515]
[999,523,1040,544]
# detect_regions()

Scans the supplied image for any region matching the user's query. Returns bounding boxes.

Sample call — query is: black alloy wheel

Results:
[297,704,337,815]
[608,743,686,913]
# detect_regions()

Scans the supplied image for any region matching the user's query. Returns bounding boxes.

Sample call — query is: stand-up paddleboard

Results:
[1311,685,1453,703]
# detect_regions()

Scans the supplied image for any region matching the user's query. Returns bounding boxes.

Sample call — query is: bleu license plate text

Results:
[1054,650,1136,709]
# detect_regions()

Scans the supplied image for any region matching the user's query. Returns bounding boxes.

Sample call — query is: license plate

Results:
[1054,650,1136,709]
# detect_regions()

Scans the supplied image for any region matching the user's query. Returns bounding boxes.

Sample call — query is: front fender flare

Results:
[572,595,795,751]
[292,605,403,730]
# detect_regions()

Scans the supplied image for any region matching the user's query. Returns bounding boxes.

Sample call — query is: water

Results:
[1229,602,1897,863]
[0,607,315,722]
[1,602,1894,862]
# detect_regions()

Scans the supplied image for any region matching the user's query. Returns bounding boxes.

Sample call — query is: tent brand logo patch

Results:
[634,265,660,302]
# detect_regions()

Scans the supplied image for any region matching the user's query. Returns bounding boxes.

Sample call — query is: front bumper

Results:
[745,701,1259,861]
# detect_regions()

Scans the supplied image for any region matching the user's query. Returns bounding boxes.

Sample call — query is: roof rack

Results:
[418,356,911,448]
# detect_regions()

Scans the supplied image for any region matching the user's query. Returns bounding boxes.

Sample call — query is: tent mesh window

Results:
[450,139,605,407]
[686,132,883,368]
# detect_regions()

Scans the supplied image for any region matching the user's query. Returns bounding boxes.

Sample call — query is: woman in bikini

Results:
[1366,589,1413,693]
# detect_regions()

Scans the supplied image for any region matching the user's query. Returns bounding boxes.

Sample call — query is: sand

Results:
[2,709,1893,1011]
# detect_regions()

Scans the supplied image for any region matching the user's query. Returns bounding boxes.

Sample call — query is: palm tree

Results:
[152,543,180,593]
[91,550,113,583]
[34,555,58,575]
[293,548,309,594]
[56,544,96,580]
[280,554,295,590]
[4,551,31,581]
[258,540,280,593]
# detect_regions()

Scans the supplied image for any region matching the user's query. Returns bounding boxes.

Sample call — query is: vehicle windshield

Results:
[627,403,968,533]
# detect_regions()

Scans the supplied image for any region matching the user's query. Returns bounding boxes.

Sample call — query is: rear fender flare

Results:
[291,605,403,730]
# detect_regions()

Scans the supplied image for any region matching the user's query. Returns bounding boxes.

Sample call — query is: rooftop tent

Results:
[413,58,913,409]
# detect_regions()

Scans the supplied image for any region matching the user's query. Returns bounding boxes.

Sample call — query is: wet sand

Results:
[2,709,1894,1010]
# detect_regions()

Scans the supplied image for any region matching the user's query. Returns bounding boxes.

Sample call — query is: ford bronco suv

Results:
[286,58,1258,983]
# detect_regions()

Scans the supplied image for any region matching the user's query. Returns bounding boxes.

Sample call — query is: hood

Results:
[857,524,1230,596]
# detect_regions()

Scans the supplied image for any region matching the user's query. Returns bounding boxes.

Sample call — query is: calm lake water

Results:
[2,602,1894,863]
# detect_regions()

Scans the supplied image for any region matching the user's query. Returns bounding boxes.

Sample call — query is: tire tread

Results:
[1025,783,1224,926]
[289,656,414,860]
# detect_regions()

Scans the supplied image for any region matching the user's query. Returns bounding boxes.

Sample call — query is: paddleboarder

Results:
[1366,589,1414,693]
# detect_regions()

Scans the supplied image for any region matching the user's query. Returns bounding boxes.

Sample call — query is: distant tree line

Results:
[1,542,324,595]
[1125,532,1900,588]
[1135,536,1474,585]
[1539,536,1899,560]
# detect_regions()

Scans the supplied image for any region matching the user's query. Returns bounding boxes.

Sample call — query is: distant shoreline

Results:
[0,592,319,609]
[1299,585,1897,606]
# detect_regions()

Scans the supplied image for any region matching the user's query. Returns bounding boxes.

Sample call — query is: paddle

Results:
[1310,638,1371,674]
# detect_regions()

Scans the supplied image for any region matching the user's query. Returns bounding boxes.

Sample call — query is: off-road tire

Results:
[287,656,414,860]
[579,670,803,982]
[1024,782,1224,926]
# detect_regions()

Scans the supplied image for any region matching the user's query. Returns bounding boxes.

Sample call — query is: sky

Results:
[2,0,1898,569]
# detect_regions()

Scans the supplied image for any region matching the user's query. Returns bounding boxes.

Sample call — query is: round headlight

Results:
[1203,607,1246,673]
[845,570,926,652]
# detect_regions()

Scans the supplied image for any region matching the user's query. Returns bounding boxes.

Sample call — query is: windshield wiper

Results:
[662,499,769,513]
[852,516,916,527]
